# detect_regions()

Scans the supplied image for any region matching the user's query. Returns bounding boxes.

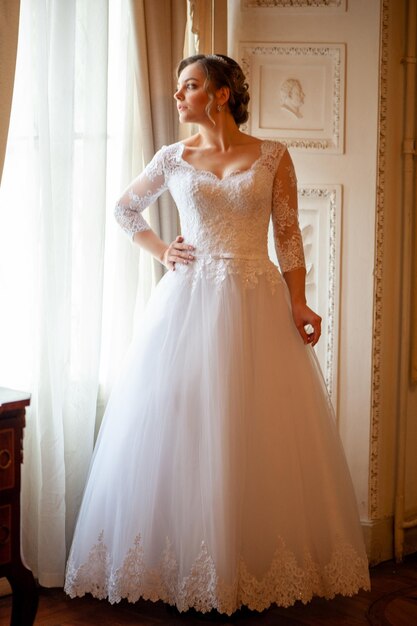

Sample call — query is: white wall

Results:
[228,0,381,524]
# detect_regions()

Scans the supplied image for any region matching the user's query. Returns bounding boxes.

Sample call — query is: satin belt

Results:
[191,253,271,261]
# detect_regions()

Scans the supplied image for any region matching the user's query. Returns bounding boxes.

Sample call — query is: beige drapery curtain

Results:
[0,0,20,184]
[189,0,213,53]
[129,0,187,281]
[188,0,227,55]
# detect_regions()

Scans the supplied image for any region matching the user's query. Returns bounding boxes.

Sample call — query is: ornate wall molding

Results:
[370,0,389,520]
[298,185,342,403]
[240,43,345,153]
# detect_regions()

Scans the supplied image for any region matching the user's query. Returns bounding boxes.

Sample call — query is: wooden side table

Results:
[0,388,38,625]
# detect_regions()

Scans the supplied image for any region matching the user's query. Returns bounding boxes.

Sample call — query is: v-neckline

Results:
[178,141,267,182]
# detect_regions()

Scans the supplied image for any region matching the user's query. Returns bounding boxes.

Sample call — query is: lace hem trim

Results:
[174,257,282,293]
[65,533,370,616]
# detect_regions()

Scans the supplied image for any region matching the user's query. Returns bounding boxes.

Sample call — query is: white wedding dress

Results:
[64,140,370,615]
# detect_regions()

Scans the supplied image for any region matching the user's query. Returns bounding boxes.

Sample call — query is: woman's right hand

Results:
[162,235,195,271]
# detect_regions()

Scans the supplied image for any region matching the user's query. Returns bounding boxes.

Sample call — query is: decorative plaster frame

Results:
[298,185,342,404]
[268,184,342,405]
[242,0,346,11]
[240,43,345,153]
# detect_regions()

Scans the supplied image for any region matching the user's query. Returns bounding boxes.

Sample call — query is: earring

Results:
[216,104,223,112]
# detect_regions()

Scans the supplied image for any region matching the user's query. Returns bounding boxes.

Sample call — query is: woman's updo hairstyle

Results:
[177,54,250,126]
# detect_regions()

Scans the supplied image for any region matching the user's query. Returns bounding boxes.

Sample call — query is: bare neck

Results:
[195,114,245,151]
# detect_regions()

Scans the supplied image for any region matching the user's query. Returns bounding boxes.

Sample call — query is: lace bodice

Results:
[114,140,305,275]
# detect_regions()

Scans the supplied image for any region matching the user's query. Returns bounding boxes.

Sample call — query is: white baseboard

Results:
[362,515,417,565]
[362,516,394,565]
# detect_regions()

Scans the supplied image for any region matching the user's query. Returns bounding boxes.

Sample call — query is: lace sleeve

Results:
[271,148,306,274]
[114,147,168,239]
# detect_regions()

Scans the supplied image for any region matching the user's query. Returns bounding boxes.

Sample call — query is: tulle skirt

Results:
[64,260,370,615]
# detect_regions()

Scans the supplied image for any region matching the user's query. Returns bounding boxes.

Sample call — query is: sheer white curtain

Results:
[0,0,109,586]
[0,0,142,586]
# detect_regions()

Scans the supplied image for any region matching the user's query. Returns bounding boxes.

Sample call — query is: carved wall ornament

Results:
[240,43,346,153]
[280,78,305,118]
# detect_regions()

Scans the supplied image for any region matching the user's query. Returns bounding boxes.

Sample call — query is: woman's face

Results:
[174,62,211,124]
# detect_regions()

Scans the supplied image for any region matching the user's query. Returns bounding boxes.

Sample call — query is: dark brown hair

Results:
[176,54,250,126]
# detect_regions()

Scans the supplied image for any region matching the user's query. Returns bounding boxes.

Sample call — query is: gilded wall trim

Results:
[242,0,345,8]
[370,0,389,520]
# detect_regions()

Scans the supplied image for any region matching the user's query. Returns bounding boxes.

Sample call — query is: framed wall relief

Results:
[268,184,342,405]
[241,0,346,11]
[240,43,346,153]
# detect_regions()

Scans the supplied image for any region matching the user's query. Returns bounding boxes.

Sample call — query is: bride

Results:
[64,53,370,616]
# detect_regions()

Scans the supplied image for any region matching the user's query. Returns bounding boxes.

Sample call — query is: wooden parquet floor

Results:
[1,554,417,626]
